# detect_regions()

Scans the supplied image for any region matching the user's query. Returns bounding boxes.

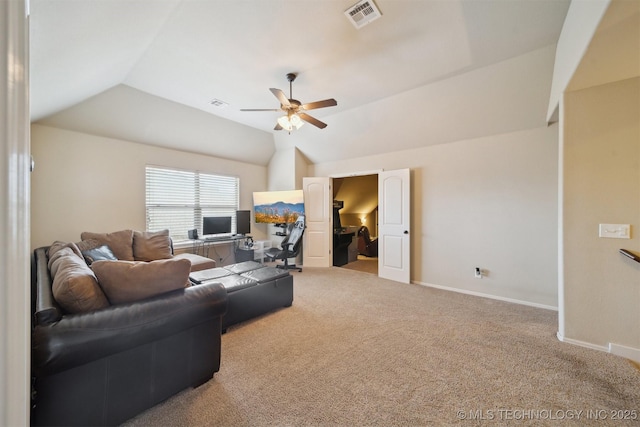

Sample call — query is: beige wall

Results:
[264,146,310,249]
[340,213,362,228]
[31,124,269,248]
[312,125,559,308]
[562,77,640,351]
[340,210,377,235]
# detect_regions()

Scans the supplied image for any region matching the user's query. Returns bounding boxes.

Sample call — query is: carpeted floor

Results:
[340,255,378,275]
[124,267,640,426]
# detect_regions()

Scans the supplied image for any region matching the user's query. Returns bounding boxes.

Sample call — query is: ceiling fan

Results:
[241,73,337,132]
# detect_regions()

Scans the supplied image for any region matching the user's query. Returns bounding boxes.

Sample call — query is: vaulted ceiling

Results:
[30,0,572,165]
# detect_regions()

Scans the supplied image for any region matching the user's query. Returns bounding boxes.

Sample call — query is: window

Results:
[145,165,239,240]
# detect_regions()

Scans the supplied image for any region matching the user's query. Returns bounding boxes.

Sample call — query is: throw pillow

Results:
[133,229,172,261]
[92,258,191,305]
[49,245,110,313]
[80,229,134,261]
[48,240,83,271]
[81,245,117,265]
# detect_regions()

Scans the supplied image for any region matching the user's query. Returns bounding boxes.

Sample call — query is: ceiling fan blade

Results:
[299,113,328,129]
[270,88,290,108]
[301,98,337,111]
[240,108,280,112]
[274,123,283,131]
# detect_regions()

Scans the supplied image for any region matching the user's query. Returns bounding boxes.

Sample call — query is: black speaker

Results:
[236,210,251,235]
[188,229,198,240]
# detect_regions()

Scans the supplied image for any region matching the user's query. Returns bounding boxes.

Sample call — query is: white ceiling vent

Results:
[344,0,382,29]
[209,98,229,108]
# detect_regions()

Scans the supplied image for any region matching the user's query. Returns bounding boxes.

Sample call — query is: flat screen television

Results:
[253,190,304,224]
[203,216,232,236]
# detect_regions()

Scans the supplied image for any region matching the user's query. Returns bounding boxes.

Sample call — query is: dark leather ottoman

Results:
[190,261,293,331]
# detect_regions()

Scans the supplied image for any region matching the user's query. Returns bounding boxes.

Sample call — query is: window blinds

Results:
[145,166,239,240]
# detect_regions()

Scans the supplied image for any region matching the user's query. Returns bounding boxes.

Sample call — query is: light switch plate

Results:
[599,224,631,239]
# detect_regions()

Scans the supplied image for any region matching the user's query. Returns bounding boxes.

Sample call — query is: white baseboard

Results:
[556,332,609,352]
[415,281,558,311]
[556,333,640,363]
[609,343,640,363]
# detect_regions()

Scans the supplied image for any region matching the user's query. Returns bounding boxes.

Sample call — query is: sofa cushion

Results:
[92,258,191,305]
[174,252,216,272]
[48,240,84,262]
[133,229,172,262]
[48,243,110,314]
[81,245,117,265]
[80,229,135,261]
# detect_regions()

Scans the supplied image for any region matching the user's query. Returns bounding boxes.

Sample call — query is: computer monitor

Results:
[236,210,251,235]
[202,216,232,236]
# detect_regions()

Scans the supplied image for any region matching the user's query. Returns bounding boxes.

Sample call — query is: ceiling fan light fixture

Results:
[277,115,292,131]
[290,113,304,128]
[277,113,304,131]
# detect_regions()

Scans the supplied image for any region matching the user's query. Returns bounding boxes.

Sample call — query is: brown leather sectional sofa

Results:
[30,230,294,426]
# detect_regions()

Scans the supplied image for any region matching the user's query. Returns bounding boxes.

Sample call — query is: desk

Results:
[190,235,252,259]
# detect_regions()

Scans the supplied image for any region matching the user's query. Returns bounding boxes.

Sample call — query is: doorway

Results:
[303,168,410,283]
[333,174,379,275]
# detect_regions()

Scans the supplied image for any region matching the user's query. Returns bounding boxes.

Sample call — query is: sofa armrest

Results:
[33,247,63,326]
[32,281,228,377]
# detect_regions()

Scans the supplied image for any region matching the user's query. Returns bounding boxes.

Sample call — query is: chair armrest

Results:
[32,282,228,377]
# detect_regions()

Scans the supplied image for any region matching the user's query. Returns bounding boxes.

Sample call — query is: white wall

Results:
[1,0,30,424]
[546,0,610,122]
[277,44,558,165]
[312,125,559,308]
[562,77,640,354]
[31,124,269,248]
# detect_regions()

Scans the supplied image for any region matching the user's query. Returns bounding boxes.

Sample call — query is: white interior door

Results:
[378,169,411,283]
[303,177,332,267]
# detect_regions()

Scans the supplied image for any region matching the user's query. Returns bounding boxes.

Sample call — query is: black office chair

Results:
[264,215,305,272]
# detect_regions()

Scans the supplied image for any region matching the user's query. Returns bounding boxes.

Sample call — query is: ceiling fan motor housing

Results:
[285,99,302,111]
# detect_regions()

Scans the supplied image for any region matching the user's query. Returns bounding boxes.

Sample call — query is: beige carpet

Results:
[340,255,378,275]
[124,267,640,426]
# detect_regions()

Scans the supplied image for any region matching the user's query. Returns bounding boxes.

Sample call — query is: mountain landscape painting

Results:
[253,190,304,224]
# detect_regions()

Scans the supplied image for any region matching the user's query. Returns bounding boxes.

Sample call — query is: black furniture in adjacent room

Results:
[333,230,355,266]
[357,225,378,257]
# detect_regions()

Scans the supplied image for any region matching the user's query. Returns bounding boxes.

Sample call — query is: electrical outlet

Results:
[475,267,482,279]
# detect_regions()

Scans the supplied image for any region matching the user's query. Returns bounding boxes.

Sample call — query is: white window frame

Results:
[145,165,239,241]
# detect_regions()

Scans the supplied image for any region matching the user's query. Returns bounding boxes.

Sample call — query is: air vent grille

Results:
[209,98,229,108]
[344,0,382,29]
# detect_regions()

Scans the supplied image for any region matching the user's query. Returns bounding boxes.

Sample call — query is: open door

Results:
[378,169,411,283]
[302,177,332,267]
